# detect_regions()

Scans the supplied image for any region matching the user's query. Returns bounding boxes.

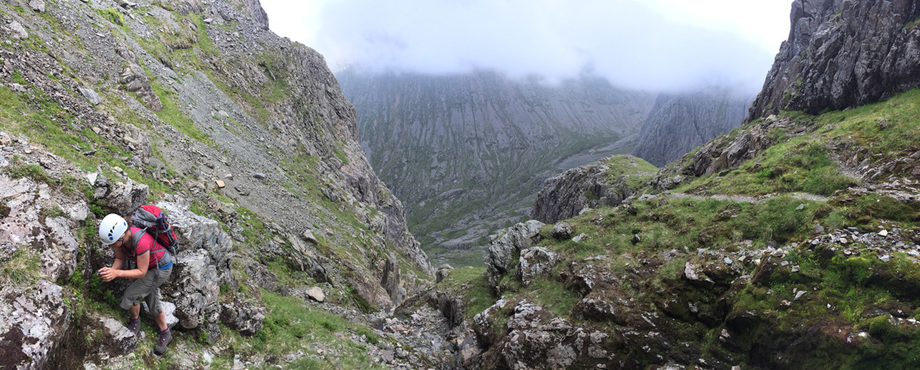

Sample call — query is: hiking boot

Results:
[126,317,140,337]
[154,329,172,355]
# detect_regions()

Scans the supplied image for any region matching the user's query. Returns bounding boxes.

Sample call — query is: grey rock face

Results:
[750,0,920,118]
[486,220,544,292]
[120,63,162,112]
[97,317,139,356]
[632,87,752,167]
[41,216,80,284]
[473,300,610,369]
[220,299,266,336]
[0,280,70,370]
[154,202,236,330]
[531,155,648,224]
[517,247,558,286]
[96,179,149,215]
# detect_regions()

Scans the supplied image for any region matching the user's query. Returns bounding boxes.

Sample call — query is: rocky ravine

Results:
[338,69,656,264]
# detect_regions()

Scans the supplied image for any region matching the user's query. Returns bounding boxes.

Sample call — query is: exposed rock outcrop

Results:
[486,220,544,292]
[750,0,920,119]
[531,155,656,224]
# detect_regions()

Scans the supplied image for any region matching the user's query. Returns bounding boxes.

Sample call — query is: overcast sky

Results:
[259,0,792,93]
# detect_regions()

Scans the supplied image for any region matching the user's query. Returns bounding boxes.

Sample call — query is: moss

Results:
[95,8,126,28]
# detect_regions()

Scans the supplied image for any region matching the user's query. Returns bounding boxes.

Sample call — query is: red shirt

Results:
[128,226,167,268]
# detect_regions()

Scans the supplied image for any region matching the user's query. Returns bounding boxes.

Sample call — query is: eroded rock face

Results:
[475,300,612,370]
[650,116,794,188]
[0,281,70,369]
[517,247,559,286]
[531,156,648,224]
[152,201,236,332]
[120,63,163,112]
[97,317,139,356]
[750,0,920,119]
[220,299,265,336]
[486,220,545,292]
[95,178,149,216]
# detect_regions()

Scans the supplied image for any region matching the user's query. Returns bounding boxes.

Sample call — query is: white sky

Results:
[259,0,792,93]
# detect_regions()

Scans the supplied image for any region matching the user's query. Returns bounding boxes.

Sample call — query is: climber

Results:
[97,213,174,356]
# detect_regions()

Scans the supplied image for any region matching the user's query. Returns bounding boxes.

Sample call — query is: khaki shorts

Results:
[120,262,173,316]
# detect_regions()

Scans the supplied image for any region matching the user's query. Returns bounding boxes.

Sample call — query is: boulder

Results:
[550,222,574,240]
[305,287,325,302]
[220,299,265,336]
[97,317,138,355]
[8,21,28,39]
[435,264,453,283]
[120,64,162,111]
[517,247,558,285]
[166,249,220,329]
[0,280,70,369]
[486,220,544,292]
[29,0,45,12]
[97,180,148,215]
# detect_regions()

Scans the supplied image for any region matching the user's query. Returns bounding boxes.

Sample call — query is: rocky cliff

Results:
[337,69,655,265]
[632,87,752,167]
[750,0,920,119]
[0,0,446,368]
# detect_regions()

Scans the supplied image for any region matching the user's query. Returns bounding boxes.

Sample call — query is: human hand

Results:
[98,267,119,282]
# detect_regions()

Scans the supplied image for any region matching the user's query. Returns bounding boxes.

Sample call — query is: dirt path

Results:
[664,192,830,203]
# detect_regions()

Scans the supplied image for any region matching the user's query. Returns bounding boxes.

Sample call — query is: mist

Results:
[260,0,791,93]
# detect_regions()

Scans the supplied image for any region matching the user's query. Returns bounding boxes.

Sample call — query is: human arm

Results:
[99,249,150,281]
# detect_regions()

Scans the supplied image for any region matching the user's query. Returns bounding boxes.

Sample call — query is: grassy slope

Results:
[0,3,412,368]
[440,89,920,367]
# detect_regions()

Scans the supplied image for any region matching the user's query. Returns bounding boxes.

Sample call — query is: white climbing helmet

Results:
[99,214,129,245]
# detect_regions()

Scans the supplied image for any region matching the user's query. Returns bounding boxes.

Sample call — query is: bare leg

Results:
[129,304,140,320]
[154,310,168,331]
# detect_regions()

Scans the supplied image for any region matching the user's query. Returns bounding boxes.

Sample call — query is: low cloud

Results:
[261,0,791,93]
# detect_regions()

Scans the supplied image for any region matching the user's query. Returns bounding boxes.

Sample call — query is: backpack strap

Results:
[127,228,159,266]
